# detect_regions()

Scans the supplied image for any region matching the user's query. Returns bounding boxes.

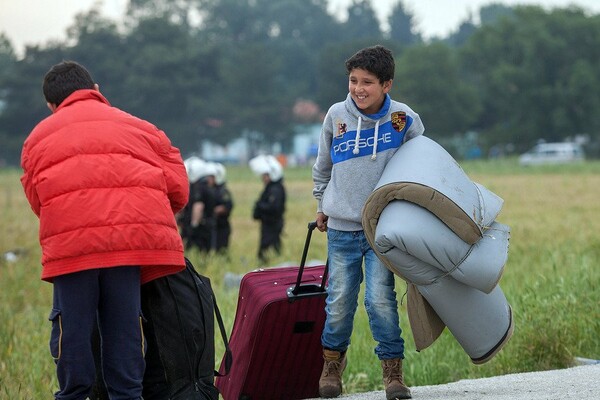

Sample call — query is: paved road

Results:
[309,364,600,400]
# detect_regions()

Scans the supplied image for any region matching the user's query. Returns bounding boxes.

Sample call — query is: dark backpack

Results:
[91,259,232,400]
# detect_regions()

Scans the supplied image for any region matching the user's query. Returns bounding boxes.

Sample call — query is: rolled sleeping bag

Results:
[372,201,513,362]
[374,200,510,294]
[363,135,504,245]
[361,135,513,361]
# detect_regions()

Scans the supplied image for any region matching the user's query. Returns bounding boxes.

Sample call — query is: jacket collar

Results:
[55,89,111,113]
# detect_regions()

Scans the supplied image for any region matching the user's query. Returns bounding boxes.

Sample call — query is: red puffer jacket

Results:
[21,89,189,284]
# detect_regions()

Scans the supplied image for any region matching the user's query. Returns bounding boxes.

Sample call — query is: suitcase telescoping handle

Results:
[288,221,329,300]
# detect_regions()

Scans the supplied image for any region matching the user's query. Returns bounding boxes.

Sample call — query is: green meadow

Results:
[1,160,599,399]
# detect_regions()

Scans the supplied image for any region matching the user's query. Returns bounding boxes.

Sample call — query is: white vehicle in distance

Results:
[519,142,585,166]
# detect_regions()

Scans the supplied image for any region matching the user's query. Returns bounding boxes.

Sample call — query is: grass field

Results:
[1,159,599,399]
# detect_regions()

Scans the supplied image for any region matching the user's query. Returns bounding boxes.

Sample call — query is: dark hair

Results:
[345,45,395,83]
[43,61,95,106]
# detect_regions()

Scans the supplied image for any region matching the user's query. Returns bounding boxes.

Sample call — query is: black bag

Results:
[91,259,232,400]
[142,258,232,399]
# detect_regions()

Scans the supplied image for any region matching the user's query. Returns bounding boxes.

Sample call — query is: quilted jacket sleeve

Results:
[20,145,41,217]
[156,128,189,214]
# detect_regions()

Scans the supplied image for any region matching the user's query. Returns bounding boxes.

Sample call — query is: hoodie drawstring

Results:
[371,120,380,160]
[353,116,362,155]
[353,116,380,161]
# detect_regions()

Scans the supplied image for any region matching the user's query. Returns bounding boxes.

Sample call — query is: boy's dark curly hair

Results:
[345,45,395,83]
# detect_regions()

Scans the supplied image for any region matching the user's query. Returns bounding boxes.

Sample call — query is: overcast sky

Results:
[1,0,599,56]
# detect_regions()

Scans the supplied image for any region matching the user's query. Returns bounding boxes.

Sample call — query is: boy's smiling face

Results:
[348,68,392,115]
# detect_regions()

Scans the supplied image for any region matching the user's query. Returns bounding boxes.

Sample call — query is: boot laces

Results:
[383,359,402,384]
[323,359,343,377]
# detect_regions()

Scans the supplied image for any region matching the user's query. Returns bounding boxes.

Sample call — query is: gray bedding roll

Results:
[361,135,513,363]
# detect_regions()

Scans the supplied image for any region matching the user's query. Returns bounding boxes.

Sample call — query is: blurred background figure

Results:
[212,162,234,255]
[249,155,286,264]
[180,157,217,253]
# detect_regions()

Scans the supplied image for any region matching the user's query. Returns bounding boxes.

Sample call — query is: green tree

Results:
[259,0,342,99]
[126,0,199,26]
[0,34,19,165]
[462,6,600,151]
[212,42,292,149]
[190,0,346,149]
[199,0,268,44]
[64,9,129,99]
[0,34,15,82]
[394,43,481,146]
[388,0,421,45]
[343,0,382,40]
[118,17,221,152]
[4,1,600,164]
[0,45,68,166]
[564,60,600,137]
[447,4,514,47]
[447,19,477,47]
[479,3,515,25]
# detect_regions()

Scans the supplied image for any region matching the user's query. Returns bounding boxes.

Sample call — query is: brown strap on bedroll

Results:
[407,283,445,351]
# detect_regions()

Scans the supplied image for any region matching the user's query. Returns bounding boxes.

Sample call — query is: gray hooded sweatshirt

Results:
[312,93,424,231]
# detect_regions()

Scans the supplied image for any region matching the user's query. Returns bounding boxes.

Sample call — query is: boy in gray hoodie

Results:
[312,45,424,399]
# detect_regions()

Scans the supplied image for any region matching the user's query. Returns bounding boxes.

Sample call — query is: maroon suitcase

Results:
[216,222,328,400]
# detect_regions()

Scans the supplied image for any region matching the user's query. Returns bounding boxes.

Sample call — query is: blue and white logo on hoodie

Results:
[331,119,410,164]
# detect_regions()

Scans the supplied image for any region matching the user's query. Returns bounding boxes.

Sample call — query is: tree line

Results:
[1,0,599,166]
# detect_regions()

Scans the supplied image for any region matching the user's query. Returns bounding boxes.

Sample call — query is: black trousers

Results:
[51,267,144,400]
[258,220,283,261]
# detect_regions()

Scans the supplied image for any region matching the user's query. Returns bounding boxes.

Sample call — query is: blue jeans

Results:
[322,228,405,360]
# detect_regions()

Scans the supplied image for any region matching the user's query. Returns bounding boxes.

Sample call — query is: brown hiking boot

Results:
[381,358,411,399]
[319,349,347,398]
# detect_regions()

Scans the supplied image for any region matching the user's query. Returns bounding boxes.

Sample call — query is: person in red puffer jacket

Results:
[20,60,189,400]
